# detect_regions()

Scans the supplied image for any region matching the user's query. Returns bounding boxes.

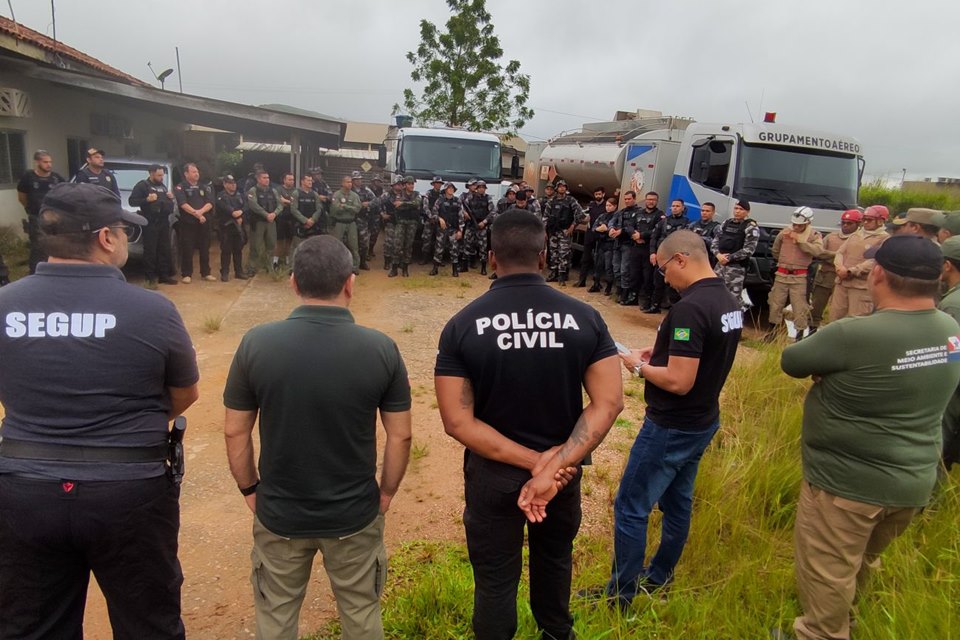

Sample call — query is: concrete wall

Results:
[0,70,185,232]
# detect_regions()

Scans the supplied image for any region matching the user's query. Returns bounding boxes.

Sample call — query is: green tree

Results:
[395,0,533,135]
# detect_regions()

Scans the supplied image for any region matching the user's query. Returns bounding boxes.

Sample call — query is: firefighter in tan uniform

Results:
[831,204,889,319]
[763,207,824,342]
[809,209,861,333]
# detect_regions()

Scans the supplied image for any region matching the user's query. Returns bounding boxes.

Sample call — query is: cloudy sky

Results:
[4,0,957,181]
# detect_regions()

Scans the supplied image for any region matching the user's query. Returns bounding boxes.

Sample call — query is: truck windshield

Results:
[736,143,858,210]
[400,136,500,182]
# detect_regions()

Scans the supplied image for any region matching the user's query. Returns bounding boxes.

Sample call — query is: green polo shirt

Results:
[224,305,410,537]
[781,309,960,507]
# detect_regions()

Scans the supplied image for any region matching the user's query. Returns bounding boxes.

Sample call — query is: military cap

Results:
[222,174,236,183]
[466,178,478,186]
[309,167,324,174]
[85,147,105,158]
[403,176,416,184]
[544,183,555,190]
[351,170,364,179]
[907,208,943,226]
[431,176,443,184]
[443,182,456,191]
[475,180,488,187]
[935,211,960,236]
[942,236,960,262]
[393,175,405,185]
[555,179,567,187]
[372,174,383,182]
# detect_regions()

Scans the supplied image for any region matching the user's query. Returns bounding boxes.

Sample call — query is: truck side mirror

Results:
[377,146,386,167]
[510,155,520,179]
[721,185,730,196]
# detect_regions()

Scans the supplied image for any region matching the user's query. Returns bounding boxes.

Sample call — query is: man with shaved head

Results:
[586,230,743,611]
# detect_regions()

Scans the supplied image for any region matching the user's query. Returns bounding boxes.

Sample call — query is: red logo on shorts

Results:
[61,482,75,493]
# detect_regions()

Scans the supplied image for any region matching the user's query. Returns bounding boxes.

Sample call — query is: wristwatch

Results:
[239,480,260,496]
[633,361,647,378]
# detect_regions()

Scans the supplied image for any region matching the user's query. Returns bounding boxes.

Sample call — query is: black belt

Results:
[0,438,168,463]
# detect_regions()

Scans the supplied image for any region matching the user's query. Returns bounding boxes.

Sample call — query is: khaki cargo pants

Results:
[251,514,387,640]
[793,481,919,640]
[829,281,873,321]
[767,274,810,330]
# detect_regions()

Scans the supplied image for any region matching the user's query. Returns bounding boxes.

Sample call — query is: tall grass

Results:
[859,180,960,213]
[305,346,959,639]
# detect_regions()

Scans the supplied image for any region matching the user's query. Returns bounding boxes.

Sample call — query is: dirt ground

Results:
[62,248,758,638]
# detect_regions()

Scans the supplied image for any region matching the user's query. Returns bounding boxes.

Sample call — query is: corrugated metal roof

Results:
[0,15,149,86]
[236,142,377,160]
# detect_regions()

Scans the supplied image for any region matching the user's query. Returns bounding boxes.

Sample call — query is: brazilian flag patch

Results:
[673,328,691,342]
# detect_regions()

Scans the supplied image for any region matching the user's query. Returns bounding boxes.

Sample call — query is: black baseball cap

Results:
[85,147,105,158]
[223,174,236,183]
[40,183,148,229]
[865,234,943,280]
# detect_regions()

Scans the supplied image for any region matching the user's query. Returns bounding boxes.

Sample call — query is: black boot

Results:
[402,264,410,277]
[588,281,601,293]
[383,257,390,270]
[558,272,567,287]
[429,264,439,276]
[619,292,638,306]
[388,264,399,278]
[452,263,459,277]
[603,282,612,296]
[480,260,487,276]
[546,269,558,283]
[359,259,370,271]
[460,259,469,273]
[488,271,498,280]
[574,275,587,288]
[642,304,662,314]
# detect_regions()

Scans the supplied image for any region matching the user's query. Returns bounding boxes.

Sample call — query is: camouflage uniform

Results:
[544,193,586,281]
[462,191,497,264]
[711,217,760,309]
[393,188,422,269]
[420,187,443,262]
[329,188,362,271]
[768,227,824,331]
[432,194,464,266]
[378,186,402,269]
[352,184,377,268]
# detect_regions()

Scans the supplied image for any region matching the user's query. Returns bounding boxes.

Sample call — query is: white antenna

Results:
[744,102,755,123]
[758,88,765,121]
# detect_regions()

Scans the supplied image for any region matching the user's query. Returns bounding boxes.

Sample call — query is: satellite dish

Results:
[158,69,174,82]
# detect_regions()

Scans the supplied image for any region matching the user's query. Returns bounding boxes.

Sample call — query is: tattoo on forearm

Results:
[560,413,599,462]
[460,379,474,409]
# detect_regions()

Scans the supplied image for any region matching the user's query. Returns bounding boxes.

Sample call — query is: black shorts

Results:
[276,214,296,241]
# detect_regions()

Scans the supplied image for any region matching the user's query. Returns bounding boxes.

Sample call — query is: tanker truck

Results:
[524,112,864,297]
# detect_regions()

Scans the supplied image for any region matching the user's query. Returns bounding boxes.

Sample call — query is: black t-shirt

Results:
[645,277,742,430]
[73,167,120,196]
[0,263,199,480]
[223,306,411,538]
[16,170,66,216]
[435,273,617,463]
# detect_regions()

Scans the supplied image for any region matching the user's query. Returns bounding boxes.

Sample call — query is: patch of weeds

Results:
[202,316,223,333]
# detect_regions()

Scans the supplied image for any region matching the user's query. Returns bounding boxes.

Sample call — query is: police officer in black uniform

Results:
[435,210,623,640]
[610,191,643,305]
[643,199,692,314]
[173,163,216,283]
[72,148,120,197]
[688,201,720,267]
[17,150,65,274]
[215,175,248,281]
[0,182,199,639]
[129,164,178,286]
[575,186,606,287]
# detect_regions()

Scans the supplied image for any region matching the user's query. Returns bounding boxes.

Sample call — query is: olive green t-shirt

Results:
[781,309,960,507]
[224,305,411,537]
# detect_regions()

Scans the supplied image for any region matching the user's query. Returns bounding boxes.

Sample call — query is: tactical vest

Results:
[255,187,278,213]
[717,219,750,265]
[468,194,492,223]
[548,196,576,231]
[691,219,719,238]
[437,197,461,228]
[662,214,690,238]
[426,189,442,212]
[297,189,319,218]
[217,192,244,227]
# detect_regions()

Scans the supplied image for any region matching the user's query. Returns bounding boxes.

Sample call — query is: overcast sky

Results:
[4,0,958,181]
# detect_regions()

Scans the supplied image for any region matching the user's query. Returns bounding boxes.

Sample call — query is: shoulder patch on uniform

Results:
[673,327,691,341]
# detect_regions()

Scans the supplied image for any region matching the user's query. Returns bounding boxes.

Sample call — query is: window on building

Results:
[0,130,26,186]
[688,138,733,191]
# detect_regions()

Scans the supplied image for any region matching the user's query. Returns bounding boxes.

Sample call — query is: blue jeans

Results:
[607,417,719,604]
